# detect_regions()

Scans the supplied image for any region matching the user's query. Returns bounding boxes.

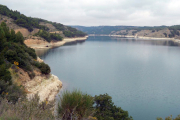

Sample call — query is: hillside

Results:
[0,22,62,104]
[0,4,87,42]
[73,25,180,39]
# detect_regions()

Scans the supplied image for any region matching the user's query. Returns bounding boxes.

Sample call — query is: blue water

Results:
[38,36,180,120]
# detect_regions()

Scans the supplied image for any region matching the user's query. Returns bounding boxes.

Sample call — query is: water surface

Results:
[38,36,180,120]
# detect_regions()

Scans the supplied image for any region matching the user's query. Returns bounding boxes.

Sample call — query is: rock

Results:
[11,67,62,103]
[26,74,62,102]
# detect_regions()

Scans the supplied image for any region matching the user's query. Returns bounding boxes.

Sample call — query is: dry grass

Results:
[0,94,54,120]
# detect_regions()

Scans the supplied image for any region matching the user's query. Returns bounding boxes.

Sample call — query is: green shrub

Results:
[94,93,133,120]
[0,64,12,83]
[4,50,17,63]
[24,64,32,72]
[31,60,41,67]
[26,47,37,59]
[17,52,27,60]
[15,31,24,44]
[39,62,51,74]
[18,59,32,72]
[57,89,94,120]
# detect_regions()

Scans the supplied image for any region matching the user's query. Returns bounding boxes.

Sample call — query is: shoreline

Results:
[24,36,88,50]
[24,36,88,102]
[25,34,179,102]
[89,34,180,43]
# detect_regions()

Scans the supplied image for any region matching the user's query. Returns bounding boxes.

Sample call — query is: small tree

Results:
[39,62,51,74]
[15,31,24,44]
[94,93,133,120]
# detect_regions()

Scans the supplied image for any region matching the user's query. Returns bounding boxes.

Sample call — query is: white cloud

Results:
[1,0,180,26]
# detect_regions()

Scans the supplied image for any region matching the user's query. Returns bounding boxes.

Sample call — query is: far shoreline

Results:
[89,34,180,44]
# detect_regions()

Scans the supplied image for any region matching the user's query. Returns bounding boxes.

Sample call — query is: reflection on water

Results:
[89,36,180,46]
[35,49,49,57]
[116,38,180,46]
[36,40,85,57]
[36,37,179,57]
[64,40,85,45]
[37,36,180,120]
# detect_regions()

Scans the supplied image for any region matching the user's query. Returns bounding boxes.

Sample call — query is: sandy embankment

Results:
[24,36,88,49]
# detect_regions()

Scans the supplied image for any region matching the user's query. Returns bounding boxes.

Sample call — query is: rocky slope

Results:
[0,14,88,50]
[0,14,40,37]
[10,57,62,102]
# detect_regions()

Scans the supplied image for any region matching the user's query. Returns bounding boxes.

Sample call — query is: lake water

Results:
[38,36,180,120]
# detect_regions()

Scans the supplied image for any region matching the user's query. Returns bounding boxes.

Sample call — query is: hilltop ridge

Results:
[72,24,180,39]
[0,4,87,42]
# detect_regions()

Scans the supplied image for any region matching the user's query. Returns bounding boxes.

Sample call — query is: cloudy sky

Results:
[1,0,180,26]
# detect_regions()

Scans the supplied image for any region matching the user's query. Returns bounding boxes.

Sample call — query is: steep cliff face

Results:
[26,74,62,102]
[10,58,62,102]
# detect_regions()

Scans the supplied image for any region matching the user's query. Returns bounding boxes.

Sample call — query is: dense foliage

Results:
[34,29,63,42]
[39,21,87,37]
[0,22,50,102]
[63,26,87,37]
[168,25,180,38]
[94,93,133,120]
[0,5,49,32]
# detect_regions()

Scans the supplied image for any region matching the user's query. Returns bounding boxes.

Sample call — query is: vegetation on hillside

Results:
[0,4,87,40]
[73,25,168,35]
[51,22,87,37]
[0,21,132,120]
[0,89,133,120]
[1,88,180,120]
[0,5,48,32]
[0,22,50,102]
[58,90,133,120]
[34,29,63,42]
[38,21,87,38]
[73,25,180,38]
[168,25,180,38]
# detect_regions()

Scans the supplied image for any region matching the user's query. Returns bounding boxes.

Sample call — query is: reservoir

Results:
[38,36,180,120]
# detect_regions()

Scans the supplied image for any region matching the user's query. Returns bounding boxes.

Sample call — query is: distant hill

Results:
[72,24,180,39]
[0,4,87,42]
